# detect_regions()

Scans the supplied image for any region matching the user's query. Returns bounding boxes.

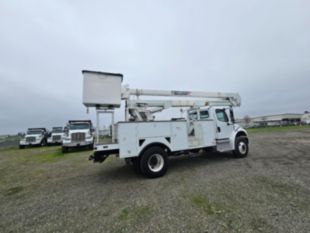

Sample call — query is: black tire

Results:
[139,146,168,178]
[19,145,25,149]
[233,136,249,158]
[62,147,68,153]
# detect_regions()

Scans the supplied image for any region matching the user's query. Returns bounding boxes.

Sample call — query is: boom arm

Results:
[82,70,243,137]
[122,86,241,107]
[122,86,241,121]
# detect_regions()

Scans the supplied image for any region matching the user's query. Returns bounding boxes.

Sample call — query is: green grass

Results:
[247,125,310,134]
[190,194,224,215]
[14,146,65,164]
[5,186,24,196]
[33,149,64,163]
[0,146,19,152]
[1,146,85,165]
[118,205,151,221]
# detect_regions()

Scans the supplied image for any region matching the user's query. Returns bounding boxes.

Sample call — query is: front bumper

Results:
[19,141,41,146]
[47,139,62,144]
[62,139,93,148]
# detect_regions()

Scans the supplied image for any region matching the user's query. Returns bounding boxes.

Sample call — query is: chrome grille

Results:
[26,137,36,142]
[71,133,85,142]
[52,135,61,141]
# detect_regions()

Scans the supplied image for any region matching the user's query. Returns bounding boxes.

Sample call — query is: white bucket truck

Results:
[83,70,249,178]
[62,120,94,153]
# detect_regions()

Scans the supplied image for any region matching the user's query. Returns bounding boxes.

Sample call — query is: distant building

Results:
[236,113,307,128]
[251,113,302,127]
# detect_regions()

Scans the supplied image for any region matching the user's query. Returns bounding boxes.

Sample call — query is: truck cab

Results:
[19,128,48,149]
[62,120,94,153]
[187,106,248,153]
[47,127,64,145]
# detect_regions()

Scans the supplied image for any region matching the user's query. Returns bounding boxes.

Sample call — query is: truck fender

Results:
[230,129,248,150]
[138,138,172,157]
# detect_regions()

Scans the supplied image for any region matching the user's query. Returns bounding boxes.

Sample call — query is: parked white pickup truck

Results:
[47,127,64,145]
[62,120,94,153]
[19,128,48,149]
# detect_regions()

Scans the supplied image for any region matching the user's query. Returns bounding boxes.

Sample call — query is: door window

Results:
[216,109,229,122]
[200,110,209,120]
[188,111,198,121]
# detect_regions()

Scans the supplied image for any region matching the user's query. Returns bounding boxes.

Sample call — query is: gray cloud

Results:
[1,0,309,134]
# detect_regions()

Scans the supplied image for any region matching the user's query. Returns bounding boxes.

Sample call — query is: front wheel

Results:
[233,136,249,158]
[140,146,168,178]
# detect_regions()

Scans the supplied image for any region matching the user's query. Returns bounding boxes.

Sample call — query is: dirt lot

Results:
[1,128,310,233]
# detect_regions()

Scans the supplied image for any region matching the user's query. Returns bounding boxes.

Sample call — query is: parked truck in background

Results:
[47,127,64,145]
[82,70,249,178]
[62,120,94,153]
[19,128,48,149]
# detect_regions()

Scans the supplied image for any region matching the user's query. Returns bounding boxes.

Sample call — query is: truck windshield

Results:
[27,130,43,135]
[69,124,90,130]
[52,128,63,133]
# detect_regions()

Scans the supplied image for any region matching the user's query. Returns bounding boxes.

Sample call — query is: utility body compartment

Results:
[117,120,217,158]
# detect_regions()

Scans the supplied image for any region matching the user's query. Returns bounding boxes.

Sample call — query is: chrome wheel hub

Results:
[147,154,164,172]
[238,141,247,154]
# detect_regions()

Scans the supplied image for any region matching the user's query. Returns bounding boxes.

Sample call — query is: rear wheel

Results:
[233,136,249,158]
[140,146,168,178]
[19,145,25,149]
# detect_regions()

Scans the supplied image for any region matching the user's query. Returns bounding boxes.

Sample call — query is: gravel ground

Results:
[0,129,310,233]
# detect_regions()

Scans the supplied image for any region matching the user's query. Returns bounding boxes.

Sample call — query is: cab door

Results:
[214,107,233,140]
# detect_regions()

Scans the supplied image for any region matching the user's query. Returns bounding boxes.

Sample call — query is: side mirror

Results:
[229,108,235,124]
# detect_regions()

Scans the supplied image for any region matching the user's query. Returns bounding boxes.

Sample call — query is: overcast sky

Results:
[1,0,309,134]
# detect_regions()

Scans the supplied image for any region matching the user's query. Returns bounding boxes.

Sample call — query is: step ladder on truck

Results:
[82,70,249,178]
